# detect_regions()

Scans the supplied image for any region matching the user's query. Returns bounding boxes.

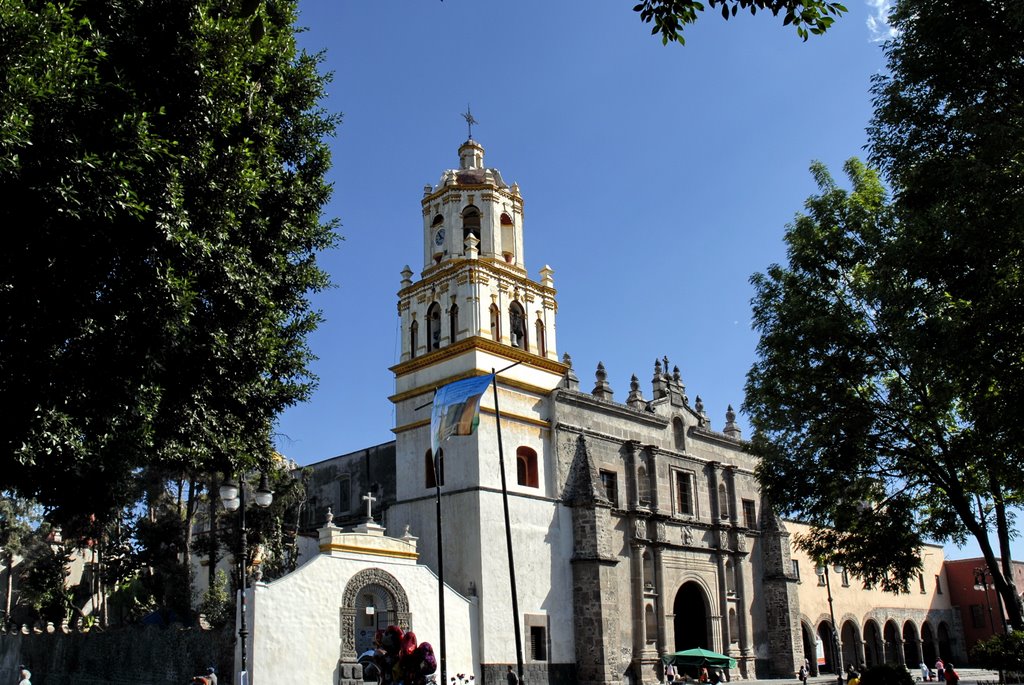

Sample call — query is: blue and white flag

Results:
[430,374,495,455]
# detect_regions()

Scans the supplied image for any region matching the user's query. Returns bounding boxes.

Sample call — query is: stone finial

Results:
[400,265,413,288]
[562,353,579,390]
[724,404,742,439]
[540,265,554,288]
[511,182,521,197]
[663,356,670,376]
[626,374,646,410]
[465,232,479,260]
[652,358,668,400]
[592,362,614,401]
[668,365,685,407]
[325,507,335,527]
[423,184,433,197]
[695,395,708,426]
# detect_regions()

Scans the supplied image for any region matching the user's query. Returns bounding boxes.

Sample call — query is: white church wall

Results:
[248,551,479,685]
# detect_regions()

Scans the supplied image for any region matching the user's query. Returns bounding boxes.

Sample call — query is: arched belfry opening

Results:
[462,205,481,248]
[673,581,710,652]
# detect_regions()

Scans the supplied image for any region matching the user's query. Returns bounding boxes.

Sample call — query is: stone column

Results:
[627,441,641,509]
[716,553,731,651]
[646,446,662,514]
[724,465,738,527]
[734,554,751,658]
[708,462,722,522]
[632,542,647,655]
[654,546,668,655]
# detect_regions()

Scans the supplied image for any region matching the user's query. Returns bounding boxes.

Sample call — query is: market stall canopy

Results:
[662,648,737,669]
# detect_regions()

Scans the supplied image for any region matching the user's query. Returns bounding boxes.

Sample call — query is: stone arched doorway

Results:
[883,620,901,664]
[341,568,412,660]
[673,581,711,652]
[802,621,820,675]
[818,622,839,674]
[922,622,937,665]
[841,620,861,670]
[863,621,884,667]
[937,622,952,662]
[902,621,922,667]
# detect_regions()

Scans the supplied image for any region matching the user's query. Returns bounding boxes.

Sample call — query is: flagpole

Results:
[434,454,448,685]
[491,368,525,684]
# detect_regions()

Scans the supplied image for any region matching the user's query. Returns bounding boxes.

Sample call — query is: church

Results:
[248,137,959,685]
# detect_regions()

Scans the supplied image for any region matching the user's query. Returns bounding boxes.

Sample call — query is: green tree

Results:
[0,493,42,624]
[747,158,1024,629]
[867,0,1024,624]
[746,0,1024,630]
[631,0,847,44]
[0,0,338,523]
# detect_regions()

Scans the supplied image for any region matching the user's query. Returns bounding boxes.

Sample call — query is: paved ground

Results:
[736,669,1003,685]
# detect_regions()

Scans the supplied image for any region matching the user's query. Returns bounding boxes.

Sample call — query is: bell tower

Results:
[396,138,562,366]
[388,138,571,671]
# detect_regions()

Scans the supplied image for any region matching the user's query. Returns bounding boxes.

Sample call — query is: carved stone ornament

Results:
[656,521,667,542]
[682,526,694,546]
[635,518,647,541]
[339,568,411,659]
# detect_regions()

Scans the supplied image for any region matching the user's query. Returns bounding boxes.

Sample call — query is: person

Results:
[848,671,861,685]
[945,663,959,685]
[205,667,217,685]
[799,664,808,685]
[935,658,945,682]
[665,662,677,683]
[18,669,31,685]
[920,662,931,681]
[506,665,519,685]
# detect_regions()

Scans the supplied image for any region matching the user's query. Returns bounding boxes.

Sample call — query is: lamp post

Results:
[220,473,274,685]
[816,563,846,685]
[970,565,1003,634]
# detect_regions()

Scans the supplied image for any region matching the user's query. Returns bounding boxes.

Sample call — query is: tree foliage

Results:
[631,0,847,44]
[971,632,1024,673]
[747,0,1024,628]
[0,0,339,523]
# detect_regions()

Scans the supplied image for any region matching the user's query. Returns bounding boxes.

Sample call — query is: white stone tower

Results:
[388,139,573,678]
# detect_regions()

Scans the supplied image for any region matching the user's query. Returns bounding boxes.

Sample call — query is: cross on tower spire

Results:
[461,104,478,140]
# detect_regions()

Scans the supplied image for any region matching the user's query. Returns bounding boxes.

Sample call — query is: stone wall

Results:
[0,624,233,685]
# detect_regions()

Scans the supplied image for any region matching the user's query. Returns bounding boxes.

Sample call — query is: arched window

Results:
[449,303,459,343]
[426,449,444,488]
[500,212,515,262]
[489,303,501,341]
[427,302,442,351]
[432,214,444,228]
[535,318,546,357]
[719,483,729,519]
[410,320,419,359]
[509,301,527,350]
[462,205,481,247]
[516,446,538,487]
[673,417,685,451]
[637,465,651,504]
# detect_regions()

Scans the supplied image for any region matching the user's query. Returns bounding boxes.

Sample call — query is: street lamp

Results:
[220,472,274,685]
[816,563,846,685]
[972,567,1007,635]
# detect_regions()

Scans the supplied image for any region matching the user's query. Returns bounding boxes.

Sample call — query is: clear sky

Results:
[274,1,1019,562]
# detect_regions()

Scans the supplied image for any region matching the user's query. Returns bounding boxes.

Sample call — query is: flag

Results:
[430,374,495,455]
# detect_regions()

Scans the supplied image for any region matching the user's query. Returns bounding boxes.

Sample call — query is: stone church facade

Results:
[285,138,957,685]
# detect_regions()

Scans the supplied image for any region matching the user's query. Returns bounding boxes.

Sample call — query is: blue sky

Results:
[274,1,1018,561]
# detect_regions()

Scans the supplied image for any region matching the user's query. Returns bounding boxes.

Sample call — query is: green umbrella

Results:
[662,648,737,669]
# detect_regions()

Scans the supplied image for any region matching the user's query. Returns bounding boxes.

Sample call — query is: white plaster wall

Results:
[247,552,479,685]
